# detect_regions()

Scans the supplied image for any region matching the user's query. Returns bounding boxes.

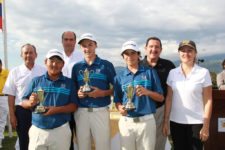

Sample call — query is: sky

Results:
[0,0,225,69]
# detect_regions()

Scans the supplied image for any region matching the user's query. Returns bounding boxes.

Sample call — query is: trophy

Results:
[125,84,136,111]
[79,68,94,93]
[34,88,46,113]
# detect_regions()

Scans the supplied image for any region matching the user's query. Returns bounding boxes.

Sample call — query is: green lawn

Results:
[1,130,17,150]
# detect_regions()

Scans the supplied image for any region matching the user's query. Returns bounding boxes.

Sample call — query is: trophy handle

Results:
[79,70,84,76]
[89,70,94,74]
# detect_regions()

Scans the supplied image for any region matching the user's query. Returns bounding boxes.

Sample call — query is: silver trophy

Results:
[34,88,46,113]
[125,85,136,111]
[79,68,94,93]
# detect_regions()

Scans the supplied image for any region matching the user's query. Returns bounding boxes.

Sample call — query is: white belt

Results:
[123,114,154,123]
[79,107,108,112]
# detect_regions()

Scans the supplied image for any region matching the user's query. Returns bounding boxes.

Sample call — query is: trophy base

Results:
[81,86,93,93]
[34,106,47,114]
[125,103,136,111]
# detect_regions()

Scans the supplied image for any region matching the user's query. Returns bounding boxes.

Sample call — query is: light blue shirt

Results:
[114,65,163,117]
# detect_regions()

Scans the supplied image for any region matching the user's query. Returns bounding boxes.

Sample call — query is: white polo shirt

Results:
[167,64,212,124]
[62,49,83,78]
[2,64,46,105]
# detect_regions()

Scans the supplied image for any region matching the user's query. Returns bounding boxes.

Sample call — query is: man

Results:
[140,37,175,150]
[72,33,116,150]
[217,59,225,90]
[0,59,9,148]
[3,44,46,150]
[21,49,78,150]
[62,31,83,77]
[61,31,83,150]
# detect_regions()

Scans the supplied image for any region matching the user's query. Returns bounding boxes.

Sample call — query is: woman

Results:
[114,41,164,150]
[163,40,212,150]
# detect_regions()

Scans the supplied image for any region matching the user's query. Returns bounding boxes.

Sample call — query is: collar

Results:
[142,56,163,68]
[63,49,81,58]
[80,55,101,67]
[178,64,198,75]
[63,50,74,58]
[123,64,145,76]
[44,72,65,81]
[21,63,36,71]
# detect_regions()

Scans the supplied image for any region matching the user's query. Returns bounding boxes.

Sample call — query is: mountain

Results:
[172,53,225,73]
[115,53,225,74]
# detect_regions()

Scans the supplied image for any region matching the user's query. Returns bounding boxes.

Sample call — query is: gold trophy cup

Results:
[34,88,46,113]
[125,85,136,111]
[79,68,93,92]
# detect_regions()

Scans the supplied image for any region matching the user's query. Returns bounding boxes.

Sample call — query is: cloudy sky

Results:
[0,0,225,69]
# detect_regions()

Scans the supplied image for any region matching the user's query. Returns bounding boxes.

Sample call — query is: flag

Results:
[0,0,2,29]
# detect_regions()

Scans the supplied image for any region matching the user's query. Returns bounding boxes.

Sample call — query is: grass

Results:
[1,129,17,150]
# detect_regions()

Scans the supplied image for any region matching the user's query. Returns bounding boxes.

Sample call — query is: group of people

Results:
[0,31,218,150]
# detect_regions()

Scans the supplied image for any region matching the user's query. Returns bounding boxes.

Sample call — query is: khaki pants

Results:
[154,105,167,150]
[28,123,71,150]
[75,108,110,150]
[119,114,156,150]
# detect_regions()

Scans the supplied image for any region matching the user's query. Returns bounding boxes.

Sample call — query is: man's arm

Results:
[162,86,173,136]
[21,93,39,109]
[8,95,17,129]
[88,87,113,98]
[44,103,77,116]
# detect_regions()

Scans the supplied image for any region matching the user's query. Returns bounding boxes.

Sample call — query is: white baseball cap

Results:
[46,49,64,61]
[121,40,139,55]
[78,33,97,44]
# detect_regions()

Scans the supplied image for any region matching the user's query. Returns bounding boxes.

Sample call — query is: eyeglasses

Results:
[63,38,75,41]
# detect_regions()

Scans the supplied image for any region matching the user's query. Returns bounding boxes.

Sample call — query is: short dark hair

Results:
[0,59,2,64]
[121,51,142,62]
[222,59,225,69]
[61,31,76,40]
[145,37,162,48]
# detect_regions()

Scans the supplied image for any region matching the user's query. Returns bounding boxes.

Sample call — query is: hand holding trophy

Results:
[34,88,46,113]
[125,84,136,111]
[79,68,94,93]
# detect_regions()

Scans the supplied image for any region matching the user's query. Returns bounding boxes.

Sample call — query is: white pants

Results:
[0,96,8,140]
[28,123,71,150]
[119,114,156,150]
[75,107,110,150]
[15,138,20,150]
[154,105,167,150]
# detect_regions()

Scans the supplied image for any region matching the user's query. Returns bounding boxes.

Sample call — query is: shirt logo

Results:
[61,84,66,88]
[96,69,100,73]
[141,74,147,80]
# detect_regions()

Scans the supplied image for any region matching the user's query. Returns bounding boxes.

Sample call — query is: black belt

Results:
[0,94,8,96]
